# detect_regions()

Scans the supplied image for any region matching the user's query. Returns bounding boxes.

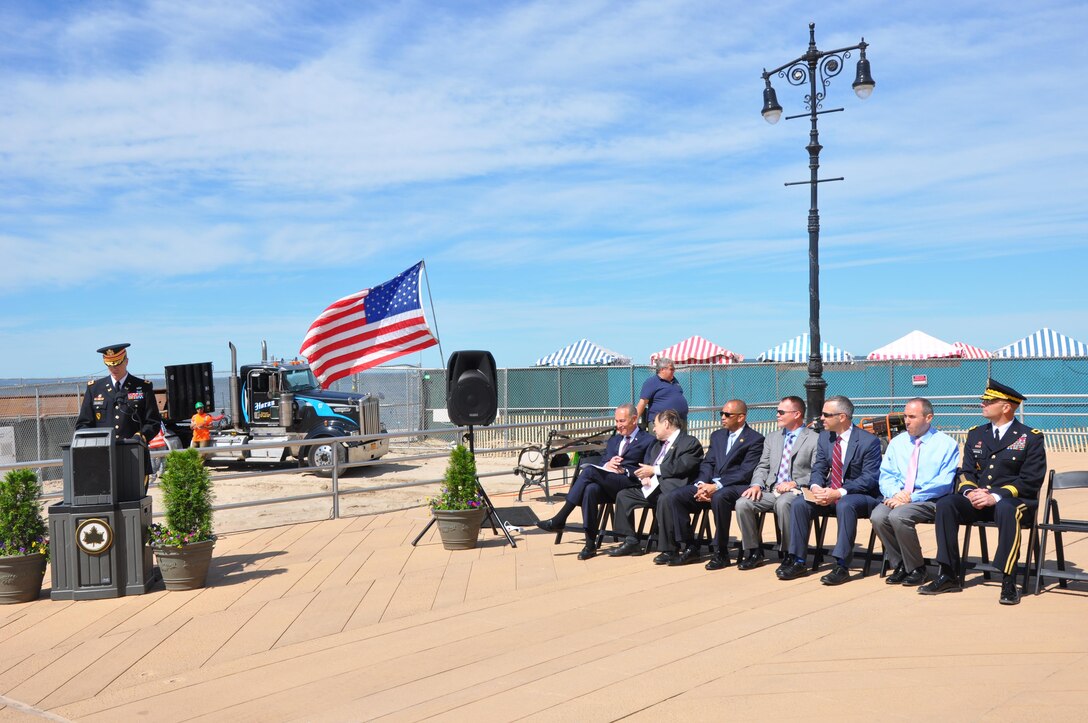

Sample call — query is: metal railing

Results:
[13,416,613,528]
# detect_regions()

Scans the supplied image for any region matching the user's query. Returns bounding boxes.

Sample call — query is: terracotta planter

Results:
[153,539,215,590]
[0,552,47,604]
[432,507,487,550]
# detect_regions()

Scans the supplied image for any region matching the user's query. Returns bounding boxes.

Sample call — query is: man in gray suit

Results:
[734,396,818,570]
[610,409,704,563]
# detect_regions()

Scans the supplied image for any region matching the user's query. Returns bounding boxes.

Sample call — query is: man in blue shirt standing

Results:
[871,398,959,587]
[636,358,688,428]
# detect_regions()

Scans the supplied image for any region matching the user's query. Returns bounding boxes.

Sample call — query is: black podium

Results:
[48,429,158,600]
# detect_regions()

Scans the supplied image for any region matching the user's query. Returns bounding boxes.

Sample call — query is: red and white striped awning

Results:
[867,330,958,360]
[953,341,992,359]
[650,335,743,365]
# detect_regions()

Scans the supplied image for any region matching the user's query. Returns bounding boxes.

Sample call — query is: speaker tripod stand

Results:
[411,425,516,548]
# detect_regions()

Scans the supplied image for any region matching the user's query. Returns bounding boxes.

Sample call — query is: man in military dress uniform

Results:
[75,344,162,479]
[919,379,1046,605]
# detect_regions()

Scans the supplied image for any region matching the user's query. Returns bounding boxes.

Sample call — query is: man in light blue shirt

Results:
[871,398,959,587]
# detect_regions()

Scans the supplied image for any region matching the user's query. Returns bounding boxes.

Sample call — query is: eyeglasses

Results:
[720,411,739,417]
[820,411,842,418]
[776,409,799,415]
[980,399,1003,406]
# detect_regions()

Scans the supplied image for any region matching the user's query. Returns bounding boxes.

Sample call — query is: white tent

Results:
[867,330,958,360]
[994,328,1088,358]
[535,339,630,366]
[757,333,853,363]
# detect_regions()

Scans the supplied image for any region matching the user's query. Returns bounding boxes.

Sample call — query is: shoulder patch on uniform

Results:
[1032,429,1043,435]
[968,424,981,431]
[87,379,94,386]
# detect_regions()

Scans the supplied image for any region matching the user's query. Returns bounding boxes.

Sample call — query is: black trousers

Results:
[567,466,636,542]
[667,484,745,550]
[934,494,1035,576]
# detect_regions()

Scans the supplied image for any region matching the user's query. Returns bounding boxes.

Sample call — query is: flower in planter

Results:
[0,469,48,558]
[150,448,215,548]
[429,444,483,511]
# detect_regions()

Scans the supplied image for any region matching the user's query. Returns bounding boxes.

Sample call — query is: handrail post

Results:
[331,441,340,519]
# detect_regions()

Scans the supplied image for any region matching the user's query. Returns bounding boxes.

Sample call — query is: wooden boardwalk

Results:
[2,473,1087,721]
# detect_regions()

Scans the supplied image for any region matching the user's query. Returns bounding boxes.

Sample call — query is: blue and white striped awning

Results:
[757,333,854,363]
[994,328,1088,358]
[535,339,630,366]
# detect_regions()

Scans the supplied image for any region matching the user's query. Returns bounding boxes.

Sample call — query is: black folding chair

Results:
[1034,470,1088,594]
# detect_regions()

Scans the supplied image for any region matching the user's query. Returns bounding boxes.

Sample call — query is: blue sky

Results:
[2,0,1086,379]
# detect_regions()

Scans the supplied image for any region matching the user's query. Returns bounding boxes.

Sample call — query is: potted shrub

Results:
[430,444,486,550]
[149,448,215,590]
[0,468,48,604]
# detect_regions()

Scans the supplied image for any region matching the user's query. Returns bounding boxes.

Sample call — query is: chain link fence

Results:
[4,357,1088,473]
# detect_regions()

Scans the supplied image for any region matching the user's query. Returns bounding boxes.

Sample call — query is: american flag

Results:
[300,261,439,387]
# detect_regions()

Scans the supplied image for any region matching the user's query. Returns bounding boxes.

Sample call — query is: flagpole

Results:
[420,259,445,368]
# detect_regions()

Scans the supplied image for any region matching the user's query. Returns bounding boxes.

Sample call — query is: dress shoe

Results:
[577,543,597,560]
[609,540,643,557]
[1000,576,1021,605]
[821,565,851,586]
[918,573,962,595]
[776,561,809,581]
[668,545,702,566]
[901,566,928,587]
[774,559,794,577]
[653,551,678,565]
[737,552,765,571]
[705,554,729,571]
[536,518,565,533]
[885,563,908,585]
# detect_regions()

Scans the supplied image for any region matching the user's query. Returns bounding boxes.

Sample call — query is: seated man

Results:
[536,404,654,559]
[665,400,764,568]
[777,395,882,585]
[919,379,1046,605]
[609,409,703,562]
[871,397,958,587]
[734,395,818,570]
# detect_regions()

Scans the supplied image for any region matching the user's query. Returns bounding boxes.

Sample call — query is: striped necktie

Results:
[776,432,795,484]
[829,435,844,489]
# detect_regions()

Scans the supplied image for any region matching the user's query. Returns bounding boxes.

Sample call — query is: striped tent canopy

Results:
[535,339,630,366]
[757,333,853,363]
[867,330,958,360]
[953,341,992,359]
[650,335,743,365]
[994,328,1088,358]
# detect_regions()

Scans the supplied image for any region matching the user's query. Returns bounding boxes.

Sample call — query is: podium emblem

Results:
[76,518,114,556]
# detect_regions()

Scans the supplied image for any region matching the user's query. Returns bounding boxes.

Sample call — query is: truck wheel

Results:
[307,439,345,477]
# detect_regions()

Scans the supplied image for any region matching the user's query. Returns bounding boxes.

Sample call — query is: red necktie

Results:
[829,435,844,489]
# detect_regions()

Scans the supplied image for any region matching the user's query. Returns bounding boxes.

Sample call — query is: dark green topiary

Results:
[149,448,215,547]
[0,468,48,557]
[430,444,482,511]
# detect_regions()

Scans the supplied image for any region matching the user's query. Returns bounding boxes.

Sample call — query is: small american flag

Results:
[300,261,438,387]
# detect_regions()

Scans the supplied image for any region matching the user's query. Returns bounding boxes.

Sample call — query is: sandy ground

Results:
[39,442,1088,536]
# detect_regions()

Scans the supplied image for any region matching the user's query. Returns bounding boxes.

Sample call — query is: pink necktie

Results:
[654,440,670,465]
[619,435,630,456]
[903,438,922,496]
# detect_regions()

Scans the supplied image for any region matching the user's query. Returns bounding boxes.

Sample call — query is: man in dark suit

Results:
[76,343,162,474]
[537,404,654,559]
[664,400,765,568]
[777,395,882,585]
[919,379,1046,605]
[609,409,703,562]
[734,395,819,569]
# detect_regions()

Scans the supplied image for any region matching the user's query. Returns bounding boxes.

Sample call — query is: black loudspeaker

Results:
[446,350,498,426]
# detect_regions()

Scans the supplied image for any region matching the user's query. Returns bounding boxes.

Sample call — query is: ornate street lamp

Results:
[761,23,874,425]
